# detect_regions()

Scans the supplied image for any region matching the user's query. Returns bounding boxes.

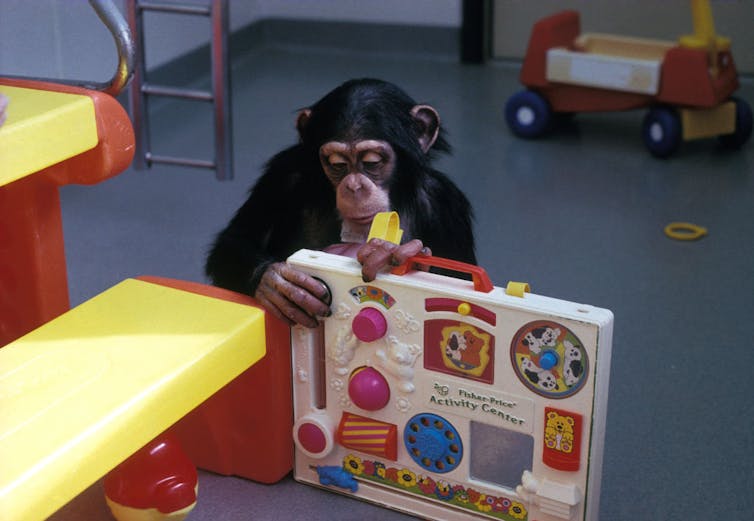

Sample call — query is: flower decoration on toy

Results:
[340,453,527,520]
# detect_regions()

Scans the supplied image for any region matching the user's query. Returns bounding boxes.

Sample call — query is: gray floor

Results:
[49,38,753,521]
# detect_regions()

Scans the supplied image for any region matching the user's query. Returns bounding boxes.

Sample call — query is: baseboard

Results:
[253,18,458,57]
[147,18,459,87]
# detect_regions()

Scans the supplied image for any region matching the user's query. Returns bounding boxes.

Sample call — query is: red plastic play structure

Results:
[141,276,295,486]
[0,76,294,519]
[0,78,135,346]
[0,3,292,518]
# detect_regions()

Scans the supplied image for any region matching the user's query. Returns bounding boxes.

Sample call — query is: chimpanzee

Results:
[206,78,476,327]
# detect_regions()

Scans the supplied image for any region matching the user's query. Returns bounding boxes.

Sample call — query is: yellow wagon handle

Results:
[679,0,731,73]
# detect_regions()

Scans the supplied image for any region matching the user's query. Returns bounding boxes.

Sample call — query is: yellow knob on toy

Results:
[505,281,531,298]
[367,211,404,245]
[457,302,471,315]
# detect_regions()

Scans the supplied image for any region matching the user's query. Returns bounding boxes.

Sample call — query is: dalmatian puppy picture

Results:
[537,371,559,392]
[520,357,560,392]
[520,357,541,382]
[563,340,585,387]
[521,326,561,354]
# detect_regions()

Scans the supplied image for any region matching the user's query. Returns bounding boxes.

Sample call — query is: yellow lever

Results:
[367,211,404,245]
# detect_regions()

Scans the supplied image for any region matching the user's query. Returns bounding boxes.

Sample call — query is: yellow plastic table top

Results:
[0,279,267,521]
[0,85,98,187]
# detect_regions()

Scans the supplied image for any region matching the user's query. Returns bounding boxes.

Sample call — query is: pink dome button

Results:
[352,307,387,342]
[348,366,390,411]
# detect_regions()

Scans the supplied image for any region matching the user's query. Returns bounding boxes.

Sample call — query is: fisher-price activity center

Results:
[288,243,613,521]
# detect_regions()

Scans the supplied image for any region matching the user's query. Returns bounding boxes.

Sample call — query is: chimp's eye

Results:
[361,151,383,171]
[327,154,348,173]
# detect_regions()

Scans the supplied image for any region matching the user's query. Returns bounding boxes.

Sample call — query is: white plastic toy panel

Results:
[289,250,613,521]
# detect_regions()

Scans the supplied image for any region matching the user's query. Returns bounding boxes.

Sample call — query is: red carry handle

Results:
[391,256,494,293]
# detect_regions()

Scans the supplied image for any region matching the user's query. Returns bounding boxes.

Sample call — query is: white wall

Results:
[0,0,461,83]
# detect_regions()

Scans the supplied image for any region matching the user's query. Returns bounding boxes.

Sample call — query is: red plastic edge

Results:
[391,256,494,293]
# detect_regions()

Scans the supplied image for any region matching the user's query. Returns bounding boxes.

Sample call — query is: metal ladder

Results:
[126,0,233,181]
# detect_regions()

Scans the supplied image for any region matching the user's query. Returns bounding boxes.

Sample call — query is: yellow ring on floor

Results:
[664,222,708,241]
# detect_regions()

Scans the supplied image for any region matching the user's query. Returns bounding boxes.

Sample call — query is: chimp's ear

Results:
[296,109,312,139]
[410,104,440,154]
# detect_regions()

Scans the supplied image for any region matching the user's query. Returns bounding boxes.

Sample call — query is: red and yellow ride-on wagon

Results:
[505,0,752,157]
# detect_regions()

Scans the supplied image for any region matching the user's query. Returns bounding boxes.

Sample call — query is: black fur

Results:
[206,78,476,296]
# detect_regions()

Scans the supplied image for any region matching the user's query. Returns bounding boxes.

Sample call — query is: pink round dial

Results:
[352,307,387,342]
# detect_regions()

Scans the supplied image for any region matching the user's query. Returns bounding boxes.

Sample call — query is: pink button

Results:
[297,422,327,454]
[352,307,387,342]
[348,366,390,411]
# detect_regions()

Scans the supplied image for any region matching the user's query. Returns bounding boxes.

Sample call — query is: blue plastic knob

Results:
[540,350,559,370]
